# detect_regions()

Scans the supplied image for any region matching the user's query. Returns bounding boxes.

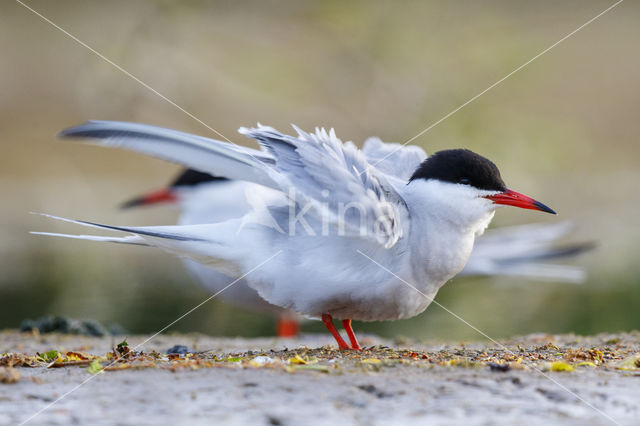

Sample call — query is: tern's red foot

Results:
[341,319,361,350]
[277,317,300,338]
[321,314,350,350]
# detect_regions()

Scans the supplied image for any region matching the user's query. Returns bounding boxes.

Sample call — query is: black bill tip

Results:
[533,200,556,215]
[119,197,145,210]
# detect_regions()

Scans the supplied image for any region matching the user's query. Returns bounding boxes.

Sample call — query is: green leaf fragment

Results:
[551,362,574,372]
[87,359,104,374]
[290,365,330,373]
[38,350,60,362]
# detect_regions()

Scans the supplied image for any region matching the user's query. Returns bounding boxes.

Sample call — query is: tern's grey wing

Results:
[60,121,279,189]
[361,137,427,181]
[239,125,406,248]
[462,222,591,283]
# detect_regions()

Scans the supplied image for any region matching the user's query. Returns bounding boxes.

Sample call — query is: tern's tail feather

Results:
[30,232,148,246]
[31,213,244,276]
[462,221,593,283]
[59,120,279,189]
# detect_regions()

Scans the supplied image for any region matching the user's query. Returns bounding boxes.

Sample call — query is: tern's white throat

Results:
[400,179,498,286]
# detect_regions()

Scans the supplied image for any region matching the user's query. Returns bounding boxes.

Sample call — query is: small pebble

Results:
[251,356,275,365]
[167,345,190,355]
[489,362,510,372]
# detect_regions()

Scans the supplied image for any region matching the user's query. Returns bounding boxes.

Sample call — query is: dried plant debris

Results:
[0,366,21,384]
[0,331,638,377]
[616,354,640,370]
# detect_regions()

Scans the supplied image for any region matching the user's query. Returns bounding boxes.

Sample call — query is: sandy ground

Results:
[1,331,639,426]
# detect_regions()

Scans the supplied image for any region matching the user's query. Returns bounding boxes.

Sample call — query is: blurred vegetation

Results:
[1,0,638,340]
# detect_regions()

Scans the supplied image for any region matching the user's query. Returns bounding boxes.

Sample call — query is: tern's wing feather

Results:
[31,213,245,276]
[462,222,592,283]
[239,125,406,248]
[60,121,279,189]
[61,121,407,248]
[30,231,149,246]
[361,137,427,180]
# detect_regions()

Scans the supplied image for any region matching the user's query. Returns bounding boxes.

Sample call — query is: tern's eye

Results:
[459,178,470,185]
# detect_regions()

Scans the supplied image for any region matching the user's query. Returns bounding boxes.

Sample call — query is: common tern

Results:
[35,121,561,350]
[121,163,587,337]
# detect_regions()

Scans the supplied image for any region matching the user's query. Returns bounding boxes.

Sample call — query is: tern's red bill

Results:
[485,189,556,214]
[120,188,177,209]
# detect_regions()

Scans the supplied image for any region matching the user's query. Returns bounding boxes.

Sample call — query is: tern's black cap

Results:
[409,149,507,192]
[170,169,228,188]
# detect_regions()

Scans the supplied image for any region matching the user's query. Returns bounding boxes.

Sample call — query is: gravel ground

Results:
[1,330,639,425]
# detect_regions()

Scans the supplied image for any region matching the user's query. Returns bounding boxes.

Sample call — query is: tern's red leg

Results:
[277,317,300,338]
[341,319,361,350]
[321,314,350,350]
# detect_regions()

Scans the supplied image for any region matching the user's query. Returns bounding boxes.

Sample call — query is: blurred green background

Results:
[1,0,638,340]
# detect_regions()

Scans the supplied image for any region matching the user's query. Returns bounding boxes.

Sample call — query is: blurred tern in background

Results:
[123,169,301,337]
[35,121,588,349]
